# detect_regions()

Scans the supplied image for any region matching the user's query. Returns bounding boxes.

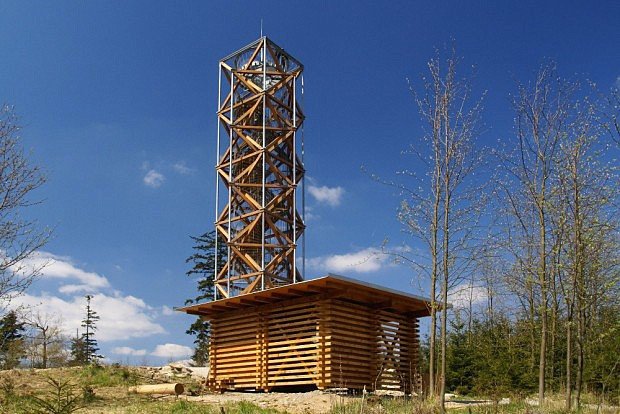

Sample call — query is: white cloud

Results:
[151,343,193,358]
[448,282,488,309]
[16,291,166,341]
[112,346,147,356]
[308,185,344,207]
[161,305,175,316]
[11,251,110,291]
[58,284,95,294]
[143,169,165,188]
[308,247,387,274]
[10,251,167,342]
[304,206,319,222]
[172,161,195,175]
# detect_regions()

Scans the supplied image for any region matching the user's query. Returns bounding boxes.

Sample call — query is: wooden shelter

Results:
[180,274,431,392]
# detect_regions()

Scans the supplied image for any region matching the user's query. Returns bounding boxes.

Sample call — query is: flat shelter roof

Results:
[178,274,432,318]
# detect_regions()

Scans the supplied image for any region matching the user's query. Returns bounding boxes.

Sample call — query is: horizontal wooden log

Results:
[129,383,184,395]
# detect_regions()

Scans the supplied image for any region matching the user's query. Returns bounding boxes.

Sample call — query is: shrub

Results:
[27,377,83,414]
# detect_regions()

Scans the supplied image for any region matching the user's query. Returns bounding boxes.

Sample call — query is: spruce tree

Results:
[0,311,26,369]
[185,230,227,365]
[80,295,102,364]
[446,313,475,395]
[69,329,88,366]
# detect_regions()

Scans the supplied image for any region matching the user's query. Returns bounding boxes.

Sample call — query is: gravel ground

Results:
[183,390,354,414]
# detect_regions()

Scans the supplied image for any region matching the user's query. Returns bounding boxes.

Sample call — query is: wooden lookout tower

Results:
[213,37,305,299]
[180,37,431,393]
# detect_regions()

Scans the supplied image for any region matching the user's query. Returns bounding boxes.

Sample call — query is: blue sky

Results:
[1,1,618,363]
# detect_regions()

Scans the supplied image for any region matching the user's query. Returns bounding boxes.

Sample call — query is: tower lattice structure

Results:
[214,37,305,299]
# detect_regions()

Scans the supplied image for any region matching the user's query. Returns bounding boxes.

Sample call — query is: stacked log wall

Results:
[207,296,419,392]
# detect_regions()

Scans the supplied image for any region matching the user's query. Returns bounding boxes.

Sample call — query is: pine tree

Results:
[80,295,102,364]
[185,230,227,365]
[69,329,88,366]
[0,311,26,369]
[446,313,475,395]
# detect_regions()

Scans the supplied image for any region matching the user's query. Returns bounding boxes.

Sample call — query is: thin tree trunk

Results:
[549,270,560,392]
[429,173,440,397]
[576,305,584,407]
[529,280,536,373]
[42,335,47,369]
[538,202,548,406]
[573,150,584,409]
[467,273,474,344]
[428,75,443,400]
[429,72,444,397]
[429,289,437,397]
[439,275,448,413]
[566,311,572,411]
[439,102,451,413]
[550,303,556,390]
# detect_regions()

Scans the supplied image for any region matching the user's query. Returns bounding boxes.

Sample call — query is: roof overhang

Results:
[177,274,432,318]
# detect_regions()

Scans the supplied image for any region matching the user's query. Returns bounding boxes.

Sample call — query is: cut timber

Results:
[129,383,184,395]
[179,274,432,393]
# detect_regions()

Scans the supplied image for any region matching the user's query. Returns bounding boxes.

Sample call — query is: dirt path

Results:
[182,391,354,414]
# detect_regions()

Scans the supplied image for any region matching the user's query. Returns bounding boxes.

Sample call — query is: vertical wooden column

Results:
[256,311,269,391]
[369,308,380,391]
[263,312,269,391]
[317,299,327,389]
[208,317,218,390]
[373,311,383,391]
[399,317,411,394]
[410,317,421,393]
[255,312,261,390]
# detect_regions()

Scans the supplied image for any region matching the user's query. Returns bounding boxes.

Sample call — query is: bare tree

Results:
[374,50,485,408]
[432,52,485,414]
[393,62,446,397]
[496,63,573,406]
[23,310,65,368]
[0,105,51,309]
[556,89,619,409]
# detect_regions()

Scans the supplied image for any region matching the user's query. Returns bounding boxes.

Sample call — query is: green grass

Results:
[450,401,531,414]
[122,400,215,414]
[328,396,620,414]
[3,367,618,414]
[329,397,437,414]
[120,400,286,414]
[76,364,140,387]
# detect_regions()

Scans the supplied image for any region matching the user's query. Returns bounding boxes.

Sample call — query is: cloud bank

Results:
[112,346,147,356]
[151,343,193,358]
[11,251,167,342]
[448,282,488,309]
[308,247,387,274]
